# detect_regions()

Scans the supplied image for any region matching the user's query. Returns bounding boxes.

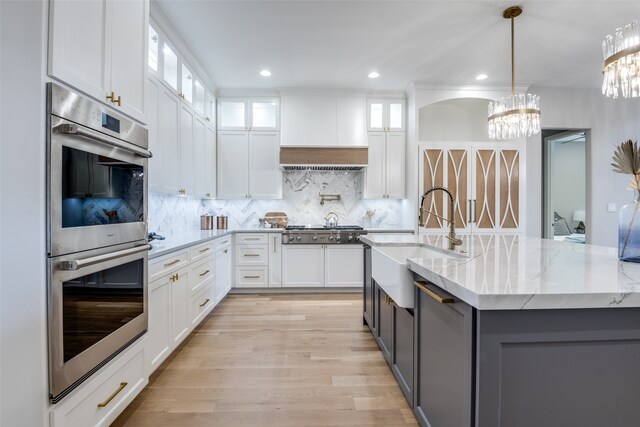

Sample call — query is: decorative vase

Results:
[618,191,640,261]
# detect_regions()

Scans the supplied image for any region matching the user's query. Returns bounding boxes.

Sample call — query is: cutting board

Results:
[264,212,288,228]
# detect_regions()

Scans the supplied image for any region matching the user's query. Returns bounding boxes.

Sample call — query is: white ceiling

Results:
[155,0,640,91]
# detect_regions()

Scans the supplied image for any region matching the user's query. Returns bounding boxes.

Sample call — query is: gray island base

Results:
[362,234,640,427]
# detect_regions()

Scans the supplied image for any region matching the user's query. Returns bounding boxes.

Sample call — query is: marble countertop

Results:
[361,233,640,310]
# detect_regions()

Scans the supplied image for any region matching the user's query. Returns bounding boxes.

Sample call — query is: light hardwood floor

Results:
[112,293,418,427]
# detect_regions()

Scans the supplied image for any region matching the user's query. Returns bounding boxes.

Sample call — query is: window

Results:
[370,102,383,129]
[389,103,403,129]
[252,102,277,128]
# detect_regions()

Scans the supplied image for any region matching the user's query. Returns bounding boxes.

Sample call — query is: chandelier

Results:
[488,6,541,140]
[602,20,640,98]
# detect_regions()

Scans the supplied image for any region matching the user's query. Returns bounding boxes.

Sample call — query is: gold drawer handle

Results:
[244,275,260,279]
[164,259,181,267]
[414,281,454,304]
[199,269,210,277]
[199,298,210,307]
[244,253,260,257]
[221,240,229,244]
[97,382,127,408]
[244,237,261,240]
[199,247,210,253]
[384,294,393,305]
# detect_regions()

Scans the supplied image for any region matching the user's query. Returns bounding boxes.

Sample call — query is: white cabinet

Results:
[269,234,282,288]
[367,99,405,131]
[214,242,232,302]
[281,94,367,146]
[217,130,281,199]
[282,245,325,287]
[147,274,171,374]
[364,131,405,199]
[325,246,364,287]
[170,267,190,348]
[234,233,269,288]
[218,98,280,131]
[282,244,363,288]
[49,0,148,123]
[147,76,216,198]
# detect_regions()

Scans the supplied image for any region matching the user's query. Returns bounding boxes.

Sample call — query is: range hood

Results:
[280,146,368,171]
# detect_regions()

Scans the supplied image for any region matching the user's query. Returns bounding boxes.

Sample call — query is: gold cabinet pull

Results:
[199,298,210,307]
[199,247,210,253]
[223,249,228,254]
[170,273,179,282]
[244,253,260,257]
[97,382,127,408]
[244,275,260,279]
[384,294,393,305]
[244,237,261,240]
[199,269,210,277]
[206,192,211,197]
[221,240,229,244]
[273,237,277,252]
[414,281,454,304]
[164,259,181,267]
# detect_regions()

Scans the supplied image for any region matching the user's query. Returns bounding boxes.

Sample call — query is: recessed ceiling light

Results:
[475,74,488,81]
[260,70,271,77]
[368,71,380,79]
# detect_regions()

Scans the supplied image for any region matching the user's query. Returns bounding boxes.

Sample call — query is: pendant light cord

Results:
[511,15,515,97]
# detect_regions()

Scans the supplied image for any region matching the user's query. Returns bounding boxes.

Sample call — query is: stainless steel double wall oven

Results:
[46,83,151,402]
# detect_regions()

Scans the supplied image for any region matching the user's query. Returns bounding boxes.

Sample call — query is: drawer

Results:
[235,267,268,288]
[189,257,215,296]
[236,245,268,266]
[235,233,268,245]
[149,250,189,283]
[190,283,216,327]
[214,235,232,250]
[50,341,147,427]
[190,241,215,263]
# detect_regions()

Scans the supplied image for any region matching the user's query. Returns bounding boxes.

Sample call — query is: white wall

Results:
[525,86,640,247]
[419,98,491,142]
[0,1,48,426]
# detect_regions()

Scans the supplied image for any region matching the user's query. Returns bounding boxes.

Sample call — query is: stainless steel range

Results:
[283,225,366,244]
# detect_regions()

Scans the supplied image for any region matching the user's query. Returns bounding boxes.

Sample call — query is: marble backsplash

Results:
[148,171,407,235]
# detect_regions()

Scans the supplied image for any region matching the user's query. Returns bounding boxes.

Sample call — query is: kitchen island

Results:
[361,233,640,427]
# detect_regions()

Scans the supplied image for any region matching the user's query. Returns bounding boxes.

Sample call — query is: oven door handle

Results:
[57,244,151,271]
[57,123,152,159]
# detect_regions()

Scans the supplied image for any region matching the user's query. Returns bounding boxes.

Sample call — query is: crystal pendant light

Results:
[488,6,541,140]
[602,20,640,98]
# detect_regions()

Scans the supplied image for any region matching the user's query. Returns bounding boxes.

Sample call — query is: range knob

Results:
[288,236,295,242]
[336,236,341,242]
[296,236,302,241]
[312,235,318,241]
[328,236,334,241]
[348,235,353,241]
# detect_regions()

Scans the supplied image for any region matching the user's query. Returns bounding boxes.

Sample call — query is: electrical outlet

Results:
[607,203,617,213]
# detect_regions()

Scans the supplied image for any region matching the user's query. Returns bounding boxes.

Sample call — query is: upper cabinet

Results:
[217,98,280,131]
[281,94,367,146]
[48,0,148,124]
[367,99,405,132]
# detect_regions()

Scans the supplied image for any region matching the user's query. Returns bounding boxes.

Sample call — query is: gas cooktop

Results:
[285,225,363,231]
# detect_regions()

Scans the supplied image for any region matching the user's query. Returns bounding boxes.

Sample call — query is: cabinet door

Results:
[180,105,195,195]
[386,132,406,199]
[250,99,279,130]
[49,0,108,102]
[337,96,366,146]
[249,131,282,199]
[147,276,171,374]
[392,304,413,402]
[281,95,311,146]
[204,125,216,198]
[414,281,474,427]
[387,100,405,131]
[108,0,147,123]
[364,132,385,199]
[498,149,520,230]
[215,245,232,301]
[363,246,375,331]
[217,131,249,199]
[171,269,190,348]
[325,246,363,287]
[146,78,162,194]
[218,99,247,130]
[192,116,207,198]
[310,96,337,146]
[367,99,385,131]
[375,283,393,362]
[282,245,324,287]
[158,85,181,195]
[269,234,282,288]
